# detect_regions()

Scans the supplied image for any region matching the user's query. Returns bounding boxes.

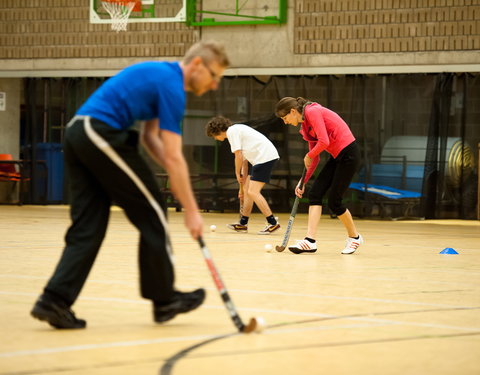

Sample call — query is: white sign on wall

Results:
[0,92,5,111]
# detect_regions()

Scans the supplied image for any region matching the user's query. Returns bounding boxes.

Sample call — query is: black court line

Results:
[158,330,480,374]
[0,335,235,375]
[159,333,235,375]
[2,306,478,375]
[158,305,480,375]
[4,331,479,375]
[266,305,480,330]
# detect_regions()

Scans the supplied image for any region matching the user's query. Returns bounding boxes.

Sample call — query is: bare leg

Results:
[337,209,358,237]
[241,177,255,217]
[246,179,272,217]
[306,205,322,238]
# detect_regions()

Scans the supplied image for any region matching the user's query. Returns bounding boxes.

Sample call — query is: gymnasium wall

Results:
[0,1,478,217]
[0,0,198,73]
[0,0,479,73]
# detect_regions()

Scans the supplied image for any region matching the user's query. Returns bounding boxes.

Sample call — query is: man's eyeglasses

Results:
[202,60,221,83]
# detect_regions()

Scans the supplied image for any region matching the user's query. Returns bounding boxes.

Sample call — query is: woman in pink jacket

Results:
[275,97,363,254]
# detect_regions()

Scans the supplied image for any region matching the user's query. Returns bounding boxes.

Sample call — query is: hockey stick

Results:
[239,183,244,218]
[197,237,264,333]
[275,168,307,252]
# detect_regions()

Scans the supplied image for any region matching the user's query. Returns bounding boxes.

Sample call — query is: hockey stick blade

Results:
[242,316,266,333]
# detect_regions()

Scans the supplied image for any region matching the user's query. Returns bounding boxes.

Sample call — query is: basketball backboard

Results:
[89,0,186,26]
[90,0,286,28]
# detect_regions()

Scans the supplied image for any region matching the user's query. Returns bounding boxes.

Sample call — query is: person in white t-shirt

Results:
[205,116,281,234]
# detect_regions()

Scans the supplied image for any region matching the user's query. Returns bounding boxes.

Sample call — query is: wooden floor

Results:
[1,205,479,375]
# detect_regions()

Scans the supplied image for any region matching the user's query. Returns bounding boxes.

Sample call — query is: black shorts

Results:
[250,159,278,183]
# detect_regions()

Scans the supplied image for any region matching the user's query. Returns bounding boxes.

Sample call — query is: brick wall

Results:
[0,0,198,59]
[0,1,478,62]
[295,0,480,54]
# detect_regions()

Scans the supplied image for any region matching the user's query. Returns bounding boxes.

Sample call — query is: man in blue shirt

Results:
[31,41,230,329]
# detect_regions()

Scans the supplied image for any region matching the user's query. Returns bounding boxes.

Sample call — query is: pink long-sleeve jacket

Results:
[300,103,355,183]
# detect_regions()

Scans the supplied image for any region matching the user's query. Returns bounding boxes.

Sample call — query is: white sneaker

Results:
[289,239,317,254]
[257,223,281,235]
[341,234,364,254]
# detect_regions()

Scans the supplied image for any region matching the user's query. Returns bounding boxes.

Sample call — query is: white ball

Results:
[264,243,273,251]
[210,224,216,232]
[254,316,266,332]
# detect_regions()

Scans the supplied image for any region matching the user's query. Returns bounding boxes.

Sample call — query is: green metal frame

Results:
[186,0,287,26]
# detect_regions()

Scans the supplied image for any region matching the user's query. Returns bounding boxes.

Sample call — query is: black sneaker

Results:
[227,223,248,232]
[153,288,206,323]
[31,295,86,329]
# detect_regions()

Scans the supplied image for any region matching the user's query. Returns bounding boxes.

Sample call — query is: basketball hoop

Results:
[101,0,141,32]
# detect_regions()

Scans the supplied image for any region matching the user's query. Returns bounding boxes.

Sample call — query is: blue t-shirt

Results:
[77,61,184,134]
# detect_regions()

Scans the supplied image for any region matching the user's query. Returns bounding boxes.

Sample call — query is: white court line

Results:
[2,271,477,289]
[0,274,135,286]
[2,322,399,360]
[0,278,476,309]
[2,290,480,332]
[0,322,393,359]
[1,314,478,359]
[0,334,220,358]
[230,289,475,309]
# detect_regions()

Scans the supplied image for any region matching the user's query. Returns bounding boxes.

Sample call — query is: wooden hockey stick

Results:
[239,183,244,218]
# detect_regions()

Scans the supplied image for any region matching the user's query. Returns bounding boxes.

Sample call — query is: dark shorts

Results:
[250,159,278,183]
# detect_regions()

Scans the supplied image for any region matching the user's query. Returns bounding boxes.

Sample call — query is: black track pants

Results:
[45,116,174,305]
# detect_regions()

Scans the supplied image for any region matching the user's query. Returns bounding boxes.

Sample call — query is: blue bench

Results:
[358,164,424,193]
[349,182,423,220]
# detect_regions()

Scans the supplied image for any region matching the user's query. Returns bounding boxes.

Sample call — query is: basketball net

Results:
[102,0,141,32]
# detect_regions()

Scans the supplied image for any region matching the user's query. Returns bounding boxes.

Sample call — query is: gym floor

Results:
[1,205,479,375]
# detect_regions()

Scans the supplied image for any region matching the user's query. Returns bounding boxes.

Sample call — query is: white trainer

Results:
[288,239,317,254]
[341,234,364,254]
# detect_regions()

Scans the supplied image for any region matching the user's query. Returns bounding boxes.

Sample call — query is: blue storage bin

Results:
[35,143,64,203]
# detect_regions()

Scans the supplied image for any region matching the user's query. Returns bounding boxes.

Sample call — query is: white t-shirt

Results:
[226,124,279,165]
